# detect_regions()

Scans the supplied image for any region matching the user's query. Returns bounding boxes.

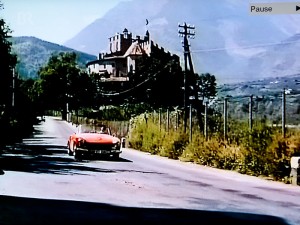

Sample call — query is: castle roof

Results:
[124,41,145,57]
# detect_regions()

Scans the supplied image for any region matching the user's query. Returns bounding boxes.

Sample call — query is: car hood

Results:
[76,133,120,144]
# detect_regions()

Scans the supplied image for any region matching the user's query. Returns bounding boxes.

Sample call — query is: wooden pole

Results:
[224,98,228,141]
[282,89,286,138]
[249,95,253,130]
[189,103,192,142]
[204,101,208,140]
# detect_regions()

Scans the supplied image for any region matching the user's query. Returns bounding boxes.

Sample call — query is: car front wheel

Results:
[73,145,82,160]
[67,141,74,156]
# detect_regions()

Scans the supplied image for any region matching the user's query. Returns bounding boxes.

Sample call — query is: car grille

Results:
[81,143,116,150]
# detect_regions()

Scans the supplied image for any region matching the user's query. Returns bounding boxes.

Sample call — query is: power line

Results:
[98,62,172,97]
[98,76,151,96]
[191,40,300,53]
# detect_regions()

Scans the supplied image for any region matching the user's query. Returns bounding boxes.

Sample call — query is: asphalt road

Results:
[0,116,300,225]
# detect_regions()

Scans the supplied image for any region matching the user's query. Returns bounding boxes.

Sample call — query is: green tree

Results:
[195,73,217,101]
[0,3,17,113]
[0,2,19,144]
[129,54,184,108]
[189,72,217,132]
[37,52,95,118]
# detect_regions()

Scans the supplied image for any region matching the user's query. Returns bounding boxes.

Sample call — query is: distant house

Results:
[86,28,179,82]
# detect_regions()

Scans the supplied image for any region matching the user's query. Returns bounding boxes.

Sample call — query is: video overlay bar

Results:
[249,2,300,15]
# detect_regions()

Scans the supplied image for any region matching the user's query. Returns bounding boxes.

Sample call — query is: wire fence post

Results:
[224,98,228,141]
[167,108,170,132]
[159,108,162,131]
[176,110,179,131]
[249,95,253,130]
[189,103,192,142]
[282,89,286,138]
[204,101,208,140]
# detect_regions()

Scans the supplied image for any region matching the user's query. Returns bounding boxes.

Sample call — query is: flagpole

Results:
[145,19,149,33]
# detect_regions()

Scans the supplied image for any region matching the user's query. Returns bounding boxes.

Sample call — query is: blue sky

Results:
[1,0,128,44]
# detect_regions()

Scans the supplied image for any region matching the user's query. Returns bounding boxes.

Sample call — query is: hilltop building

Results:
[86,28,179,82]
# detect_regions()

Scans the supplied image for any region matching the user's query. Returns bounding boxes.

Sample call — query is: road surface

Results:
[0,116,299,224]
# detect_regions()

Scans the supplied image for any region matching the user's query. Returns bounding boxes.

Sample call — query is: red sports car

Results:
[67,124,122,160]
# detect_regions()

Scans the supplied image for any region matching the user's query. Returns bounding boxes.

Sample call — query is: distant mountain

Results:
[10,36,97,79]
[64,0,300,84]
[246,34,300,80]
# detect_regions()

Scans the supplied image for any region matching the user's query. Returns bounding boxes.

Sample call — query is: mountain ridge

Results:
[64,0,300,84]
[11,36,97,79]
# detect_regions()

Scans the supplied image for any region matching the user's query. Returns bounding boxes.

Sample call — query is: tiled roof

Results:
[124,41,145,57]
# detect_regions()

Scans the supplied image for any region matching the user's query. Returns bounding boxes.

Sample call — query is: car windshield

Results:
[77,124,110,135]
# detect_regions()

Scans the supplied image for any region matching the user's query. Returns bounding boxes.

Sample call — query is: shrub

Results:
[141,121,164,154]
[128,113,165,154]
[159,130,189,159]
[127,114,148,151]
[238,125,273,176]
[182,134,243,170]
[265,131,300,180]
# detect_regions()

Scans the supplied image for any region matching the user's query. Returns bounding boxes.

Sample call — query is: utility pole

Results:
[178,22,195,133]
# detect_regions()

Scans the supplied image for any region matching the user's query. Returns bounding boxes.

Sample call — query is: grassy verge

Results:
[128,114,300,183]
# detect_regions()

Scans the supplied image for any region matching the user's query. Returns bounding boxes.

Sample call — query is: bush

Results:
[127,114,147,151]
[128,113,164,154]
[128,113,188,158]
[182,134,243,170]
[238,125,273,176]
[128,112,300,182]
[265,131,300,181]
[159,130,188,159]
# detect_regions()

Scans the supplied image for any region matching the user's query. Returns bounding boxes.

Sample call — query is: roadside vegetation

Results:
[0,2,37,145]
[128,113,300,183]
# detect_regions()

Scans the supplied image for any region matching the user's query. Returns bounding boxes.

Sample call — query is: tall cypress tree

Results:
[0,2,17,114]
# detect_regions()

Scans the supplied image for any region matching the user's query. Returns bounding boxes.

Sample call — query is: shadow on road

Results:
[0,117,137,175]
[0,143,135,175]
[0,195,290,225]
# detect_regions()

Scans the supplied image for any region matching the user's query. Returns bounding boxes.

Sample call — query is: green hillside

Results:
[10,36,97,79]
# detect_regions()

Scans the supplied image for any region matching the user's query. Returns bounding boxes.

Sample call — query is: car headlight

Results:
[112,141,120,150]
[78,139,86,147]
